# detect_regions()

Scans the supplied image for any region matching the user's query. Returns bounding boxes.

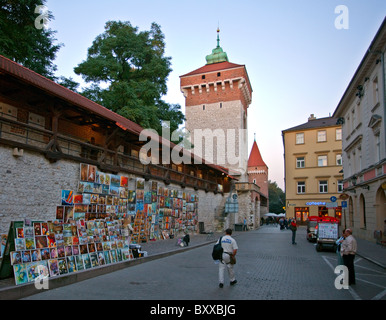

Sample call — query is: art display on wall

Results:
[65,164,199,240]
[10,218,132,285]
[1,163,200,285]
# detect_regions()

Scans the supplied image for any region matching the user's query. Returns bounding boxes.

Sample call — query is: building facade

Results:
[282,115,343,224]
[248,137,269,200]
[180,30,268,230]
[180,30,252,181]
[333,18,386,242]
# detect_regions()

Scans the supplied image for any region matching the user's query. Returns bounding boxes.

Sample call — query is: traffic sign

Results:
[330,196,337,202]
[326,202,338,208]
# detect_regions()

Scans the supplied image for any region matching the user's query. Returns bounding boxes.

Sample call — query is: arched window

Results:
[348,197,354,227]
[359,194,366,229]
[375,187,386,235]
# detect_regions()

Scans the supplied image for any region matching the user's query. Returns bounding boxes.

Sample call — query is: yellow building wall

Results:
[284,122,343,224]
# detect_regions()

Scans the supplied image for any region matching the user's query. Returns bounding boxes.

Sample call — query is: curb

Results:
[356,252,386,270]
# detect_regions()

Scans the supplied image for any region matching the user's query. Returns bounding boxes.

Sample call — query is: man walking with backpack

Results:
[216,228,238,288]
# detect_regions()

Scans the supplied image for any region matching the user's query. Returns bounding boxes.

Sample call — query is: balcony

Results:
[234,182,260,193]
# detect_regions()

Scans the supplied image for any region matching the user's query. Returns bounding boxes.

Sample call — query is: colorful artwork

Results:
[61,190,73,206]
[7,162,201,285]
[13,264,28,285]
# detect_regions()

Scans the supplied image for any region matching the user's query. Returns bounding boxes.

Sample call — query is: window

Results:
[373,77,379,105]
[319,180,328,193]
[336,154,342,166]
[376,134,381,162]
[335,207,342,221]
[318,155,327,167]
[336,128,342,140]
[337,180,343,193]
[296,133,304,144]
[202,75,206,80]
[220,102,222,108]
[318,206,328,217]
[296,157,305,168]
[360,194,367,229]
[317,130,327,142]
[203,105,205,110]
[351,108,356,129]
[295,207,309,222]
[297,181,305,194]
[217,72,221,77]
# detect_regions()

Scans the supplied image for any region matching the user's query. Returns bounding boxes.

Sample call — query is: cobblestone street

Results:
[20,225,385,301]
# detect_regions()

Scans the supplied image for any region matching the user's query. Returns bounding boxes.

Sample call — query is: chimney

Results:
[308,114,316,121]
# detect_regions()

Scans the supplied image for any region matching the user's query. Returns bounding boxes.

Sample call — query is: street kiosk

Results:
[315,217,339,252]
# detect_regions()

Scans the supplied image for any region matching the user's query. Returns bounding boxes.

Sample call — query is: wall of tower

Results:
[248,166,269,198]
[185,100,248,178]
[180,67,252,112]
[181,65,252,179]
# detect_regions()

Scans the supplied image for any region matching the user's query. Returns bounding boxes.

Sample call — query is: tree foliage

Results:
[268,180,285,214]
[0,0,61,79]
[74,20,185,134]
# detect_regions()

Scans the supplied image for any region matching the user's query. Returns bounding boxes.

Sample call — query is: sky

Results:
[44,0,386,190]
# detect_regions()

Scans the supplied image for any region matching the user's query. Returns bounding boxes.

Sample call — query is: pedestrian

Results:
[217,228,238,288]
[243,218,247,231]
[335,229,345,266]
[290,218,297,244]
[340,228,357,285]
[182,233,190,246]
[279,218,284,230]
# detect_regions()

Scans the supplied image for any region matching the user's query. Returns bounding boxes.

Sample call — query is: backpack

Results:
[212,237,223,260]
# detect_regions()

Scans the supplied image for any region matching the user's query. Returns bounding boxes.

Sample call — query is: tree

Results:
[74,20,185,135]
[268,180,285,214]
[0,0,62,79]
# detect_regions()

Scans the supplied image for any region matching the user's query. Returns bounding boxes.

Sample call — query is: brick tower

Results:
[248,136,269,199]
[180,29,252,181]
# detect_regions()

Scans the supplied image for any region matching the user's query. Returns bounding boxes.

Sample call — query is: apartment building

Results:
[282,115,343,224]
[333,18,386,242]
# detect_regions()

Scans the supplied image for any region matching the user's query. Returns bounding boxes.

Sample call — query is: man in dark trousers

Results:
[340,228,357,285]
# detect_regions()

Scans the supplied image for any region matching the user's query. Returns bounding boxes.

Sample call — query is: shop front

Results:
[294,207,309,224]
[290,202,342,225]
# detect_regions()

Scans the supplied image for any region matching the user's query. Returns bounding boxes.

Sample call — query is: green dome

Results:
[205,29,229,65]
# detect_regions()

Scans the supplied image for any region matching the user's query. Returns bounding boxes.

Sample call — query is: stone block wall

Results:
[0,145,226,235]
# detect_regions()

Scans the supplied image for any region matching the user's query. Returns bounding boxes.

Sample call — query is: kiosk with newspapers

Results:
[315,217,339,252]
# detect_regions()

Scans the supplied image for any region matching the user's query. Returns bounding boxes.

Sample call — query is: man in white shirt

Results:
[218,228,238,288]
[340,228,357,285]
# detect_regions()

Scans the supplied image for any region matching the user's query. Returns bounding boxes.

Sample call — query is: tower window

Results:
[217,72,221,77]
[202,75,206,80]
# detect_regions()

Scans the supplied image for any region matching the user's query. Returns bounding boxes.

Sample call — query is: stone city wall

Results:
[0,146,225,235]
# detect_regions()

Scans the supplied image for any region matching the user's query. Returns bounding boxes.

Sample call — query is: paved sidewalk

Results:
[0,231,225,299]
[355,237,386,269]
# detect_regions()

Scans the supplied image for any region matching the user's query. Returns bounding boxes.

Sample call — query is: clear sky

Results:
[45,0,385,190]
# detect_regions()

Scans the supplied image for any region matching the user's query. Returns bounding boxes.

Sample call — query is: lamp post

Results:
[350,175,357,187]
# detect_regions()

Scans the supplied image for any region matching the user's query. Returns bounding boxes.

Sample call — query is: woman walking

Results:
[290,218,297,244]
